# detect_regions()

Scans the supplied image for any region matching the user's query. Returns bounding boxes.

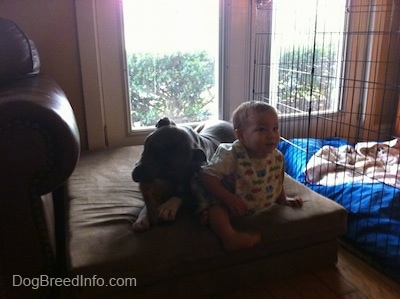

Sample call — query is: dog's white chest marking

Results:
[157,196,182,221]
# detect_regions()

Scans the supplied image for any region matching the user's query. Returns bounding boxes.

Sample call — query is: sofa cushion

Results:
[65,145,347,297]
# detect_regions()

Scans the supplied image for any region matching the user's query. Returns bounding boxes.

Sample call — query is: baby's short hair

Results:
[232,101,277,131]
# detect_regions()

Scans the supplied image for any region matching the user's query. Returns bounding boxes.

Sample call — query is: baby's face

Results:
[237,109,280,159]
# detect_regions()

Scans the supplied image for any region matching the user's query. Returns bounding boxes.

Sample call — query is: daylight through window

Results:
[121,0,220,130]
[253,0,346,116]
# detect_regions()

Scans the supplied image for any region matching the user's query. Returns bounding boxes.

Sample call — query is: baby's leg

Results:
[208,205,261,251]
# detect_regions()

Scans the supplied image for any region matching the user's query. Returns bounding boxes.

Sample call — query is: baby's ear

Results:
[234,128,243,141]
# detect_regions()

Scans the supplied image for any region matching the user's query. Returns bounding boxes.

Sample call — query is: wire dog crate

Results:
[251,0,400,282]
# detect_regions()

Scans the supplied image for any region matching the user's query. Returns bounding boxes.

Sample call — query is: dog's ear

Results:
[132,160,160,183]
[156,117,176,128]
[191,149,207,168]
[132,161,146,182]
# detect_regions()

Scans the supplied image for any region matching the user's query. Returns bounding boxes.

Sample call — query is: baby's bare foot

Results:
[222,231,261,251]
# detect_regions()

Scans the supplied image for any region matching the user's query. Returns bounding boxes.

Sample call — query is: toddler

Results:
[199,101,303,251]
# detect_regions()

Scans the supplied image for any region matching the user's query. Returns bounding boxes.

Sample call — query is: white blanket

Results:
[305,139,400,187]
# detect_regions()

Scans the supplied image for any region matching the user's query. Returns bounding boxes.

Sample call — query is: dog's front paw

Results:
[133,217,151,232]
[133,207,151,232]
[156,196,182,221]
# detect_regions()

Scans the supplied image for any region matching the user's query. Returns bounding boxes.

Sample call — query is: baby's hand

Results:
[282,196,303,208]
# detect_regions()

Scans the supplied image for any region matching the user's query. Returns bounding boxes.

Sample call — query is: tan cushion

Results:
[66,145,347,293]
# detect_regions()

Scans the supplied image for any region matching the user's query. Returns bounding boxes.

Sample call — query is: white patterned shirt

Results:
[202,140,285,211]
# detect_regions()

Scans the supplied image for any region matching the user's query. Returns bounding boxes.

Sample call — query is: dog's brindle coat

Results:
[132,118,236,232]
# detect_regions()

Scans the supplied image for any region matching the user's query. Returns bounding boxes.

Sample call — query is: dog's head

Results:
[132,118,206,183]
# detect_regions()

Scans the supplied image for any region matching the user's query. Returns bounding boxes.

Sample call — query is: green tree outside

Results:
[277,46,338,114]
[127,46,337,126]
[127,51,215,127]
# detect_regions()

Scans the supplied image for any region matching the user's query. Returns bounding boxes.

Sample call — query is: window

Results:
[252,0,346,116]
[75,1,252,148]
[121,0,220,130]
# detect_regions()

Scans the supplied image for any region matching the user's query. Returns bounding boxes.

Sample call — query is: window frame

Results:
[75,0,253,149]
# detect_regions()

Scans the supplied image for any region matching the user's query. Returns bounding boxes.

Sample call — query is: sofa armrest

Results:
[0,75,80,298]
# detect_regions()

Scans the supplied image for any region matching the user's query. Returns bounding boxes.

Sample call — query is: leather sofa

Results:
[0,17,79,299]
[0,17,348,299]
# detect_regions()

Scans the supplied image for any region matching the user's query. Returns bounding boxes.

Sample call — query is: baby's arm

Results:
[276,188,303,208]
[200,173,248,216]
[276,164,303,208]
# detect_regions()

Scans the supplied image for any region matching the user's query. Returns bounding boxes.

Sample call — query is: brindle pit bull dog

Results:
[132,117,236,232]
